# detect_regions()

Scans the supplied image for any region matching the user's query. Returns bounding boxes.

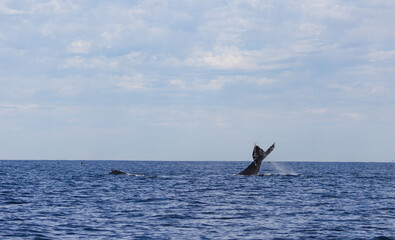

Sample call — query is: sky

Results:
[0,0,394,161]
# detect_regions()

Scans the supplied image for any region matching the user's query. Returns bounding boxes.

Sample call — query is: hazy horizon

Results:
[1,159,394,163]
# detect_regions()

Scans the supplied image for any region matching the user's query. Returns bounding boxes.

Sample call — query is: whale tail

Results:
[238,142,275,176]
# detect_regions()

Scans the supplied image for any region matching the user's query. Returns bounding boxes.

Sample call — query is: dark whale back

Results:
[109,169,126,175]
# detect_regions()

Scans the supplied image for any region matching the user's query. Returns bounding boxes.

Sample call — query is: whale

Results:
[109,169,126,175]
[238,142,275,175]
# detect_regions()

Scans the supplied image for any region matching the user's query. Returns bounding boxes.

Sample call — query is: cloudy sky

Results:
[1,0,394,161]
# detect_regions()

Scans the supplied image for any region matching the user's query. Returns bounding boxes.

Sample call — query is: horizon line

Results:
[0,159,394,163]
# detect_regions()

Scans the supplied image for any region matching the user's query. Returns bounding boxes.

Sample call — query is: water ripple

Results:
[0,161,394,239]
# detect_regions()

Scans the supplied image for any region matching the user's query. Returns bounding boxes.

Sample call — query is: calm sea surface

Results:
[0,160,394,240]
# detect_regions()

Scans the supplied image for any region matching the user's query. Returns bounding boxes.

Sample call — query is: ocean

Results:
[0,160,394,240]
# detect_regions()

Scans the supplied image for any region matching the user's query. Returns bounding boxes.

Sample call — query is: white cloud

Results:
[342,112,363,120]
[308,108,329,115]
[117,74,151,90]
[30,0,80,15]
[185,46,293,70]
[168,79,186,89]
[200,78,226,91]
[197,75,275,91]
[246,77,275,85]
[124,51,146,64]
[198,7,252,46]
[329,82,390,96]
[68,41,92,54]
[367,50,395,63]
[0,103,39,115]
[0,2,25,15]
[299,23,326,38]
[299,0,354,20]
[127,105,237,128]
[188,46,251,70]
[61,56,118,70]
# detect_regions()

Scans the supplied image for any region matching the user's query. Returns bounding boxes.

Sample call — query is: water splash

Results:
[269,162,297,175]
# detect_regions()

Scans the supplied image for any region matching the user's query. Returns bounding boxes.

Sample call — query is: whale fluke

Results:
[238,142,275,176]
[109,169,126,175]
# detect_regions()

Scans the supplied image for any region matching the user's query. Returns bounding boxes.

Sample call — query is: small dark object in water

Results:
[109,169,126,175]
[238,142,275,176]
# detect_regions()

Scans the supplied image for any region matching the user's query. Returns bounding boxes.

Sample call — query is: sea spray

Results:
[269,161,297,175]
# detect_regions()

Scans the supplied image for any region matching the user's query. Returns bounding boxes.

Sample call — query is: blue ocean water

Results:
[0,160,394,240]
